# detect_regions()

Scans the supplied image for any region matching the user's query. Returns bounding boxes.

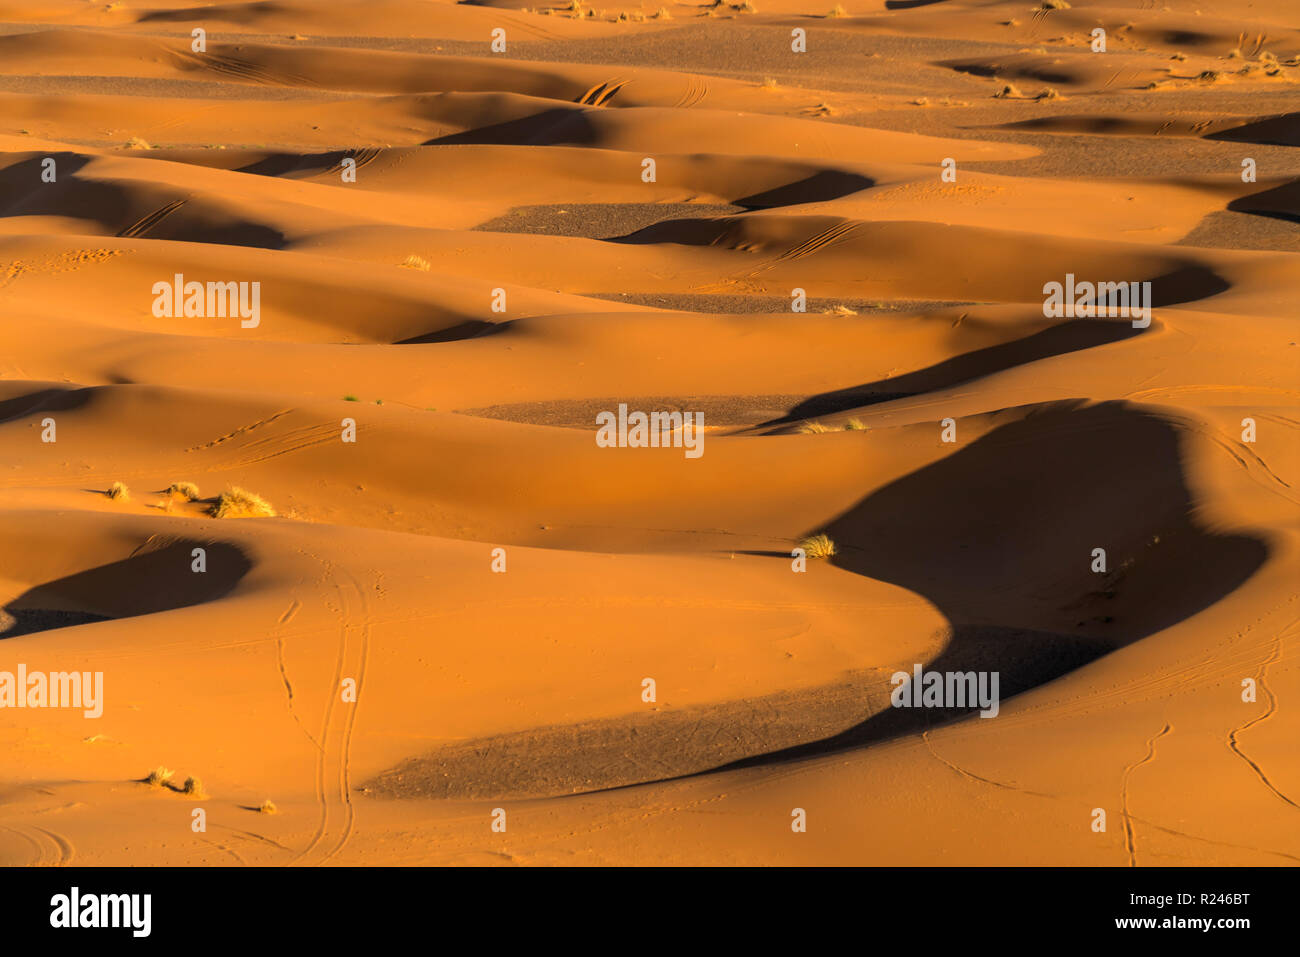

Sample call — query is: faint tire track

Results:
[291,557,370,867]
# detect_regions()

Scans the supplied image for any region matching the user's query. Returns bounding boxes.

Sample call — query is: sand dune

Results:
[0,0,1297,867]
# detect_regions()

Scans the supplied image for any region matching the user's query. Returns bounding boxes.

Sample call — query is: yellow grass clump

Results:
[798,534,837,559]
[827,3,847,16]
[398,254,431,271]
[107,481,130,501]
[183,776,208,799]
[799,421,832,433]
[167,481,200,501]
[211,487,276,519]
[146,767,174,788]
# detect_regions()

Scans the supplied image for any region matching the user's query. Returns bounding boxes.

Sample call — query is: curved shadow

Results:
[0,387,94,426]
[1,539,252,639]
[395,319,512,345]
[735,170,875,209]
[423,107,593,147]
[1207,113,1300,148]
[1228,178,1300,226]
[710,400,1268,773]
[762,318,1144,427]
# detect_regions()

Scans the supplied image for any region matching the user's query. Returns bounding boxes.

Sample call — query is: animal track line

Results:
[185,409,295,451]
[274,598,322,751]
[1121,722,1171,867]
[1227,623,1299,811]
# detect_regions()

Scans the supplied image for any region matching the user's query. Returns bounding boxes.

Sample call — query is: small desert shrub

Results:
[211,487,276,519]
[652,5,671,16]
[167,481,200,501]
[107,481,130,501]
[762,76,778,89]
[183,776,207,798]
[399,254,430,271]
[1036,87,1060,100]
[798,533,837,559]
[146,767,174,787]
[1198,70,1221,81]
[344,394,359,401]
[993,83,1021,98]
[799,421,832,434]
[125,136,152,150]
[732,0,756,11]
[258,800,278,814]
[1170,51,1186,61]
[827,3,847,16]
[845,418,867,430]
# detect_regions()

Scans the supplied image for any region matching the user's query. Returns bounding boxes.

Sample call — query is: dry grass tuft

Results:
[107,481,130,501]
[845,418,868,431]
[1035,87,1061,99]
[826,3,847,15]
[125,136,152,150]
[211,486,276,519]
[993,83,1022,98]
[258,800,278,814]
[146,767,174,788]
[799,421,832,433]
[398,254,431,271]
[183,776,208,799]
[798,533,837,559]
[167,481,200,501]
